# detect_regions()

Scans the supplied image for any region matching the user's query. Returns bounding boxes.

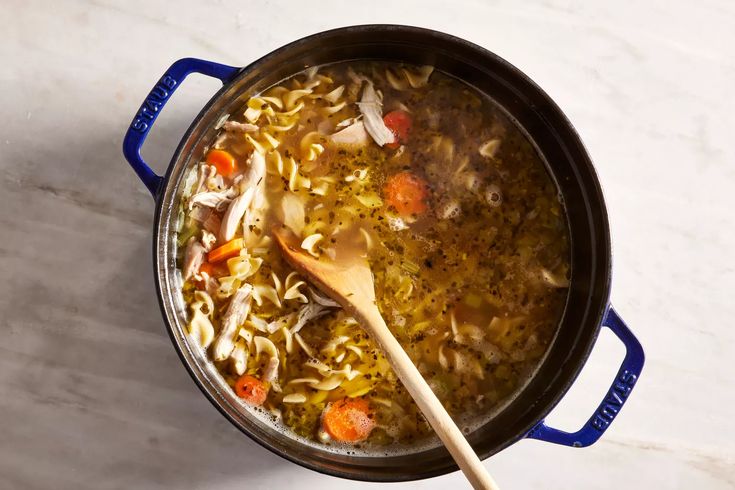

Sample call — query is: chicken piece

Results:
[182,237,206,281]
[188,190,232,210]
[242,186,267,247]
[188,205,211,224]
[264,312,294,334]
[329,121,370,146]
[357,80,395,147]
[335,116,361,129]
[262,297,338,337]
[220,151,266,242]
[241,150,266,196]
[200,230,217,252]
[194,164,215,194]
[223,121,258,133]
[309,288,340,307]
[202,212,221,234]
[290,302,334,334]
[189,171,241,211]
[206,172,227,191]
[220,187,255,243]
[212,285,254,361]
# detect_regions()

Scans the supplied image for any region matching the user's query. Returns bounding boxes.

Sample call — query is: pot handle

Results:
[525,306,644,447]
[122,58,241,197]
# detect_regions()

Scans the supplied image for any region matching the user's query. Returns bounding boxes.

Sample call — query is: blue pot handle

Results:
[526,306,644,447]
[122,58,241,197]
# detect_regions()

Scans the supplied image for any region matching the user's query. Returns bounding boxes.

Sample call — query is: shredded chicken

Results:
[309,288,340,308]
[182,237,206,281]
[335,116,361,129]
[242,151,267,244]
[220,187,254,242]
[194,164,215,194]
[243,183,266,246]
[264,296,338,337]
[357,80,395,146]
[202,212,221,234]
[223,121,258,133]
[188,190,232,211]
[201,230,217,251]
[207,172,227,192]
[266,312,296,334]
[220,151,266,242]
[290,302,334,334]
[188,169,241,211]
[329,121,370,146]
[240,151,266,199]
[188,206,211,223]
[212,285,254,361]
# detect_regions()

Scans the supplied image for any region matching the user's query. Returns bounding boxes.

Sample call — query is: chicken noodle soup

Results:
[176,61,570,447]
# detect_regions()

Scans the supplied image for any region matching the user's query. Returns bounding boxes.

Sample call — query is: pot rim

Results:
[151,24,612,482]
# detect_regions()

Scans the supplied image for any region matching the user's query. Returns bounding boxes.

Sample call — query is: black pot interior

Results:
[155,25,612,481]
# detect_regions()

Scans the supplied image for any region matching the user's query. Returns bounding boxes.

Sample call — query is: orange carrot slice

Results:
[206,149,237,177]
[235,375,268,406]
[383,110,412,149]
[208,238,243,263]
[321,398,375,442]
[383,171,429,216]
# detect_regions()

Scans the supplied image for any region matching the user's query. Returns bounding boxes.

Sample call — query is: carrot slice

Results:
[208,238,243,263]
[383,171,429,216]
[206,149,237,177]
[321,398,375,442]
[235,375,268,406]
[383,110,412,149]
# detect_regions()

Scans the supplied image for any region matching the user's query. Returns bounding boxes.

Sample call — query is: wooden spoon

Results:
[273,227,500,490]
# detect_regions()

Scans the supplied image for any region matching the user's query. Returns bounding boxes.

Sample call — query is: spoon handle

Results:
[357,306,500,490]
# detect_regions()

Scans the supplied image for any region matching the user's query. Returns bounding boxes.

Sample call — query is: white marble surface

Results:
[1,0,734,488]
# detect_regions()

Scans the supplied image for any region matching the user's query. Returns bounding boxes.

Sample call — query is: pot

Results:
[122,25,644,482]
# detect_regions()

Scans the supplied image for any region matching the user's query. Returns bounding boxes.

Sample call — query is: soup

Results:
[176,61,570,447]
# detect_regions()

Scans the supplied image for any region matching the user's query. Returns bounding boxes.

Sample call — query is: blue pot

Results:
[122,25,644,482]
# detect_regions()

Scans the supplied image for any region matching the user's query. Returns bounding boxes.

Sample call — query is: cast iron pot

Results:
[122,25,645,482]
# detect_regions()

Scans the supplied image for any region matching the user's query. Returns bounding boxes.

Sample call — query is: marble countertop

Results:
[2,1,733,488]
